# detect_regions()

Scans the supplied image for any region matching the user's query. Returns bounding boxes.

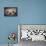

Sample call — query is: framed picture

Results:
[18,24,46,41]
[4,7,18,16]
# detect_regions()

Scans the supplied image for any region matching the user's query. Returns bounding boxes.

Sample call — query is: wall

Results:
[0,0,20,44]
[20,0,46,24]
[0,0,46,44]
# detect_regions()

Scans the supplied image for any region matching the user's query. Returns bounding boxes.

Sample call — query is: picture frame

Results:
[4,7,18,16]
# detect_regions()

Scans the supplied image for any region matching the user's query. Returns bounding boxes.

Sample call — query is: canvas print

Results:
[4,7,17,16]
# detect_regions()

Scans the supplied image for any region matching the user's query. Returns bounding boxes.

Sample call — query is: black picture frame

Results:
[4,7,18,16]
